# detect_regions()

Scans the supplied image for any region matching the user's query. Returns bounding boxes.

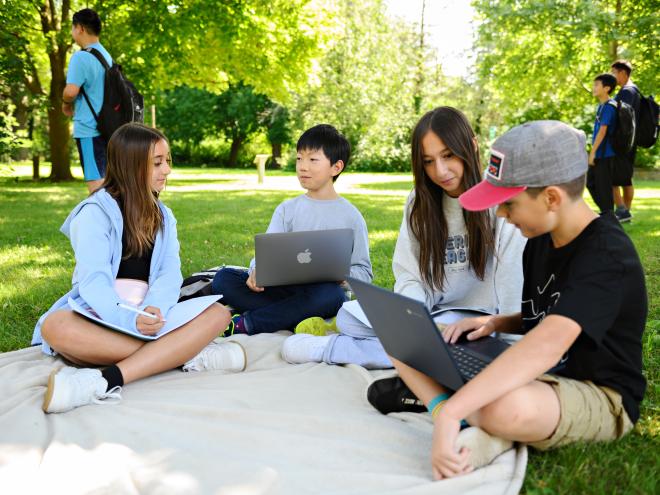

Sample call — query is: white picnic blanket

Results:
[0,333,526,494]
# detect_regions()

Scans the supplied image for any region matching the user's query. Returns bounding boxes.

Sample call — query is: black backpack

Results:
[80,48,144,141]
[606,100,636,155]
[179,265,248,302]
[634,92,659,148]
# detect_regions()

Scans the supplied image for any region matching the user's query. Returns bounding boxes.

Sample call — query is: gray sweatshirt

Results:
[392,191,525,314]
[250,194,373,282]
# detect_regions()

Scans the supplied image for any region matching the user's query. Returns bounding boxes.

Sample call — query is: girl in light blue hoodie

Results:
[35,123,246,414]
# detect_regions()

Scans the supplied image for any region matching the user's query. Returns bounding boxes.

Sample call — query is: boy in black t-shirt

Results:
[387,120,647,479]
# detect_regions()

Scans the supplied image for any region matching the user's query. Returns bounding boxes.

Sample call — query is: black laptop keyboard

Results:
[448,346,488,379]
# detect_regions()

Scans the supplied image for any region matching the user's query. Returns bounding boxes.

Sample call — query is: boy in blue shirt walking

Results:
[586,73,618,214]
[62,9,113,193]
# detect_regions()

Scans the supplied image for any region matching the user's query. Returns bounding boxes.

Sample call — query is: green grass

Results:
[0,167,658,493]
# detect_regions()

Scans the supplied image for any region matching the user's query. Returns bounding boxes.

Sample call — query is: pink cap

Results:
[458,180,527,212]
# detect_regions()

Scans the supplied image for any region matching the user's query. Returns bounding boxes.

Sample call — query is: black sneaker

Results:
[615,207,632,223]
[367,376,427,414]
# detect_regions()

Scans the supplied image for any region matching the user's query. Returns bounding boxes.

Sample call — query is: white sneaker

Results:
[43,366,122,414]
[281,334,331,364]
[183,341,247,372]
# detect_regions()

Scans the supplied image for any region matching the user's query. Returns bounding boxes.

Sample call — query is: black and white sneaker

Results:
[615,207,632,223]
[367,376,426,415]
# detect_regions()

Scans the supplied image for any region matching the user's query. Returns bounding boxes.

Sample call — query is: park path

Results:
[168,170,413,196]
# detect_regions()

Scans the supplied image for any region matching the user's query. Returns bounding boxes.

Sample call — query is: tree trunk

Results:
[228,136,243,167]
[47,45,73,181]
[608,0,622,61]
[29,117,39,180]
[269,142,282,169]
[38,0,73,181]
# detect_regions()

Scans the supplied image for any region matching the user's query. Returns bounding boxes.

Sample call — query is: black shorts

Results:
[75,136,108,181]
[611,150,635,187]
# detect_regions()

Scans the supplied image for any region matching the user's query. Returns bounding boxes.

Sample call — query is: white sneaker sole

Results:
[42,369,58,412]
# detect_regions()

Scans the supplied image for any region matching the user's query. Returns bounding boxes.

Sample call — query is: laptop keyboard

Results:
[448,346,488,379]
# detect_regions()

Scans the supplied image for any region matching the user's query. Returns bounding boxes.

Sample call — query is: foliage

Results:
[158,83,273,167]
[157,86,219,150]
[96,0,333,101]
[290,0,427,172]
[472,0,660,167]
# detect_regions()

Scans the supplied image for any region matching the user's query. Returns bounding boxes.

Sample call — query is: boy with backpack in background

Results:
[587,73,618,214]
[610,60,641,222]
[63,9,143,193]
[610,60,660,223]
[62,9,113,193]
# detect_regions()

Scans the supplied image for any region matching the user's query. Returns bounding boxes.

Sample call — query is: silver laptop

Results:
[255,228,353,287]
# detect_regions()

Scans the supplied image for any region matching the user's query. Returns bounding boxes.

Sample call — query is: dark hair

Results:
[297,124,350,182]
[103,123,169,257]
[611,60,633,76]
[409,106,495,291]
[526,175,586,200]
[72,8,102,35]
[594,73,618,95]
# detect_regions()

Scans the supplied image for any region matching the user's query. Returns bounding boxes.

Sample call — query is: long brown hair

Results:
[409,107,495,291]
[102,123,168,258]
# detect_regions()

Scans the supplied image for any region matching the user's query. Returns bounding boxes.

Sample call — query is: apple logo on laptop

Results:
[297,249,312,264]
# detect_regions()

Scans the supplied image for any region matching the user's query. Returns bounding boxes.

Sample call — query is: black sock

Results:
[101,365,124,391]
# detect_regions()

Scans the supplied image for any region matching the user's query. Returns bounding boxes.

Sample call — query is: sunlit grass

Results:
[0,168,658,493]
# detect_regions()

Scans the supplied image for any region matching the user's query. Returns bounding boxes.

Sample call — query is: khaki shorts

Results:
[529,374,634,451]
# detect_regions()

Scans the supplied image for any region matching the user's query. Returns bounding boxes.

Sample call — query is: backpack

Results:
[179,265,248,302]
[634,92,659,148]
[606,99,636,155]
[79,48,144,141]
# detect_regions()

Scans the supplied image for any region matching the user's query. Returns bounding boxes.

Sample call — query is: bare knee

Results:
[477,388,539,436]
[199,303,231,337]
[41,310,77,350]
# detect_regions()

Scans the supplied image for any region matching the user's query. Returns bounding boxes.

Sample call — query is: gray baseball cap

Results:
[459,120,588,211]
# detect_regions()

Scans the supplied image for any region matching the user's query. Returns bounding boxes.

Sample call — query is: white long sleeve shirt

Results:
[392,191,525,314]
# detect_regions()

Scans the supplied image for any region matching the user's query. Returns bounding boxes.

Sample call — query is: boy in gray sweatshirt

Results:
[212,125,373,334]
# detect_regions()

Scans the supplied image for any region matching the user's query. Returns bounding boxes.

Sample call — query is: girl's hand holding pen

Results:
[136,306,165,335]
[117,303,166,335]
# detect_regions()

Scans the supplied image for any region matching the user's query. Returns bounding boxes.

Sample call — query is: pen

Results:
[117,303,164,321]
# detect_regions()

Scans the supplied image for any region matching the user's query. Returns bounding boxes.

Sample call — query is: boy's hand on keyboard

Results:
[442,316,496,344]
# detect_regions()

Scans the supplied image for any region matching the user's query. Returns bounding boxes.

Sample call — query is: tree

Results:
[1,0,334,178]
[157,86,219,159]
[265,104,292,169]
[292,0,428,171]
[472,0,659,141]
[0,0,73,180]
[216,83,269,167]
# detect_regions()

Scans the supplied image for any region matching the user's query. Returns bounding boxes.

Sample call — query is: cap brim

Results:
[459,181,527,211]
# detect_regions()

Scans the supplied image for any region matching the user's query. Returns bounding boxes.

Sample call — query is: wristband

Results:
[427,392,450,415]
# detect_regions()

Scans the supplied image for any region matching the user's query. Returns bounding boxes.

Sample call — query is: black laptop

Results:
[347,277,511,391]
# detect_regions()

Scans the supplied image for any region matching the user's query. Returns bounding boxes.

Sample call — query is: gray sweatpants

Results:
[322,306,392,369]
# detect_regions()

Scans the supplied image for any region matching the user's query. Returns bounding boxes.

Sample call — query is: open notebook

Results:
[68,295,222,341]
[341,299,491,329]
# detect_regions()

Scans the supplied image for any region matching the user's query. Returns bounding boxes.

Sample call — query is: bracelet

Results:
[427,392,450,415]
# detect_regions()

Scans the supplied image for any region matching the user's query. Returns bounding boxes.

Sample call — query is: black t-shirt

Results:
[116,202,153,282]
[521,213,647,423]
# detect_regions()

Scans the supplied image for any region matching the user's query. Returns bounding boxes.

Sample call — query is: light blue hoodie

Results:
[32,189,183,355]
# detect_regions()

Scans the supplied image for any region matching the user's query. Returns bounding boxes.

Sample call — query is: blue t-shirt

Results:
[592,100,616,159]
[66,42,113,138]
